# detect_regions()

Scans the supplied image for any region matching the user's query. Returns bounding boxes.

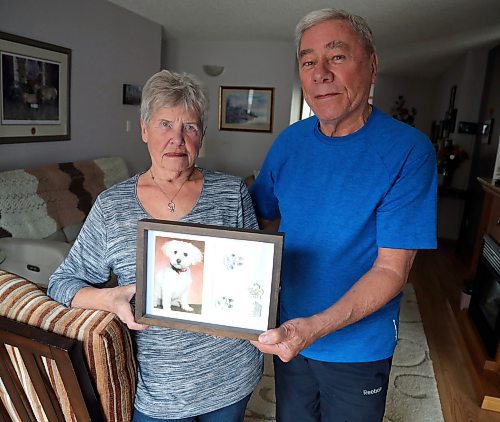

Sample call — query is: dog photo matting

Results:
[135,219,284,340]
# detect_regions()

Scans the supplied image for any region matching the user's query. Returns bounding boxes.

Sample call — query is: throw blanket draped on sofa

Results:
[0,157,128,240]
[0,157,129,286]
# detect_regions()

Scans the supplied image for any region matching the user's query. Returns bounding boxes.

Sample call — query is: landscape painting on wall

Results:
[219,86,274,132]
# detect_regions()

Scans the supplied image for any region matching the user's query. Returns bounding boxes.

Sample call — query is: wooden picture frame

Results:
[219,86,274,132]
[0,31,71,144]
[135,219,283,340]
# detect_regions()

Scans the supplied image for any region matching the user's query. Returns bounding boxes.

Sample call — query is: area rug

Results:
[244,283,444,421]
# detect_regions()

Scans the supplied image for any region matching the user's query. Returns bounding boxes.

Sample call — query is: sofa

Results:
[0,270,136,421]
[0,157,129,288]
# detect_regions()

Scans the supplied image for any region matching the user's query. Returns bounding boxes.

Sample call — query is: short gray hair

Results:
[140,69,208,125]
[295,8,375,58]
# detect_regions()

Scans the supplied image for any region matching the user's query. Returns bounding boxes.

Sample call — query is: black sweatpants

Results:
[274,354,392,422]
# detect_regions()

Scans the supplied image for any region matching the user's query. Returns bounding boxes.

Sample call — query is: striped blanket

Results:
[0,157,129,240]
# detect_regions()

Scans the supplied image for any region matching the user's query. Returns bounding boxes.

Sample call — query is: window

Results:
[300,98,314,120]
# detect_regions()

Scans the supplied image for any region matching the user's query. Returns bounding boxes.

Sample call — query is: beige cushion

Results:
[0,271,136,421]
[0,238,71,288]
[44,229,67,242]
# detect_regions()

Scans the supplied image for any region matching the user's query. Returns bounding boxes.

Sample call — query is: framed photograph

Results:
[135,219,283,340]
[0,31,71,144]
[122,83,142,105]
[219,86,274,132]
[481,118,494,144]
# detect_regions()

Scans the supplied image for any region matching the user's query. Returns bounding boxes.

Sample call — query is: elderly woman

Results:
[48,70,262,422]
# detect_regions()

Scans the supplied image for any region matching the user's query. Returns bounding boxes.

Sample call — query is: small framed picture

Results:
[219,86,274,132]
[481,118,494,144]
[122,84,142,105]
[135,219,283,340]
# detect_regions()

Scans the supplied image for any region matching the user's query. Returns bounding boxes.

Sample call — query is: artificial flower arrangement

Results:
[437,140,468,178]
[391,95,417,127]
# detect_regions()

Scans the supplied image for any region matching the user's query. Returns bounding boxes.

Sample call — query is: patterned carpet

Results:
[244,283,444,421]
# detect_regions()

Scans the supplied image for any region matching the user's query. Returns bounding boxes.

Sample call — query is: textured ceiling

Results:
[108,0,500,77]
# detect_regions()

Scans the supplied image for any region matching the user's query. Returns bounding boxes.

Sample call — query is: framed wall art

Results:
[122,83,142,105]
[0,31,71,144]
[135,219,283,340]
[481,118,494,144]
[219,86,274,132]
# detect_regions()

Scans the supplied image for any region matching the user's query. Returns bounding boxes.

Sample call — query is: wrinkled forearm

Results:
[70,283,146,330]
[71,286,115,311]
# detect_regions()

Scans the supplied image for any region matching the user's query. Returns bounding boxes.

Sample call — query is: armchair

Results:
[0,270,136,421]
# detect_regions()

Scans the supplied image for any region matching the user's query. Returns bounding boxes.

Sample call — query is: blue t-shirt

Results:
[251,107,437,362]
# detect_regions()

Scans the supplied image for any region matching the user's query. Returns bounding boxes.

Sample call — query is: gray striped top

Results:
[48,169,263,419]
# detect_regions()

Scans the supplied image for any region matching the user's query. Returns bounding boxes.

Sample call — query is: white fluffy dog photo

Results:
[154,240,203,312]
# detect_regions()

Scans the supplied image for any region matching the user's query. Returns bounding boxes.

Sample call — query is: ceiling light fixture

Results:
[203,65,224,77]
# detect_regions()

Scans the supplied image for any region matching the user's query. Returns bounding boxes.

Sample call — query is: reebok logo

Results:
[363,387,382,395]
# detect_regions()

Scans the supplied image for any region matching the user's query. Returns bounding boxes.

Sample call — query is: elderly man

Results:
[250,8,436,422]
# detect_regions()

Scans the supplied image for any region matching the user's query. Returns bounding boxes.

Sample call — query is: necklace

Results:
[150,168,195,213]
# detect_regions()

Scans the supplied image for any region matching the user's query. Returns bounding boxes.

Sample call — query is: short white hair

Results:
[295,8,375,58]
[140,70,208,125]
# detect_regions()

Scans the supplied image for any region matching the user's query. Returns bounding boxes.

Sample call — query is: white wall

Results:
[0,0,162,174]
[165,39,296,177]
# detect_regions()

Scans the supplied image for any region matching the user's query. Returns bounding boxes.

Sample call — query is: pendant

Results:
[167,201,175,213]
